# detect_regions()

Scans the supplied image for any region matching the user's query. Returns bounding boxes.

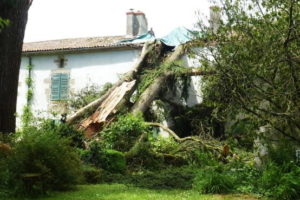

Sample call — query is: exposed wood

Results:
[66,40,160,124]
[81,80,136,129]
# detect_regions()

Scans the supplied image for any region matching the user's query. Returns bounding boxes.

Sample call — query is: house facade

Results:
[17,36,143,124]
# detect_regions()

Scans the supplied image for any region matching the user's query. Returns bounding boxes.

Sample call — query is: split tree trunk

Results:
[0,0,32,133]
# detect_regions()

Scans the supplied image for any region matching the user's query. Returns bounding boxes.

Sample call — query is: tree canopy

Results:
[197,0,300,143]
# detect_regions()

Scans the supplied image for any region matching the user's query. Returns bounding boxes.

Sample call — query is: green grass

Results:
[3,184,263,200]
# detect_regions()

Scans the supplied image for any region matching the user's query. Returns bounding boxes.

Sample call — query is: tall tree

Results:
[0,0,32,133]
[197,0,300,143]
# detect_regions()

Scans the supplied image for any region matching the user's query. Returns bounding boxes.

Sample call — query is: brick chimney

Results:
[126,9,148,37]
[209,6,221,34]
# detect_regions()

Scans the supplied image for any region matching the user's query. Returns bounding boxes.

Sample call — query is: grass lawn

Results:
[4,184,263,200]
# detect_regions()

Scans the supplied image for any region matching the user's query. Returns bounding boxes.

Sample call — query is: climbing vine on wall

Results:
[21,63,34,128]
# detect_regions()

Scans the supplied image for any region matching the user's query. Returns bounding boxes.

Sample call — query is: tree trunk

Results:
[131,45,186,115]
[0,0,32,133]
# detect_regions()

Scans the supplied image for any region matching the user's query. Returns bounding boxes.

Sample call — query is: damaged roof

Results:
[22,35,143,54]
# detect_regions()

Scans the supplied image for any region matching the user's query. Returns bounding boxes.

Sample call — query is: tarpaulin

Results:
[119,27,199,47]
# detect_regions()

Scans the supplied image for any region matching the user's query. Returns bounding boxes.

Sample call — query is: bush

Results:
[40,120,85,148]
[3,126,83,197]
[128,167,196,189]
[82,165,102,184]
[104,149,126,173]
[82,141,126,173]
[258,162,300,200]
[101,114,150,152]
[125,142,164,170]
[193,165,235,194]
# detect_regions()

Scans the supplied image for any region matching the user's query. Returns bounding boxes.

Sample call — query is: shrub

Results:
[82,141,126,173]
[40,120,85,148]
[103,149,126,173]
[4,126,83,196]
[150,135,179,154]
[193,165,235,194]
[267,140,297,165]
[187,150,218,167]
[125,142,164,170]
[258,162,300,200]
[101,114,150,152]
[82,165,102,184]
[128,167,196,189]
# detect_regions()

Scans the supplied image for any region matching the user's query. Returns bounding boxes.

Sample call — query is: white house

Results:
[17,10,150,125]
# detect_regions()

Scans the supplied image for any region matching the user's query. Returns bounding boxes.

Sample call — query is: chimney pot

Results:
[126,9,148,37]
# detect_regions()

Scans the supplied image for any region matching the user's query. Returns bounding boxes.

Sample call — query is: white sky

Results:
[24,0,211,42]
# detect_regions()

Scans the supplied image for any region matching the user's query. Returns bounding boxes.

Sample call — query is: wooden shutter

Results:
[50,73,69,101]
[60,73,69,100]
[51,73,61,101]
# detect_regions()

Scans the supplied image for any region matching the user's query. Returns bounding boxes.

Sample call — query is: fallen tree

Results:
[67,39,214,136]
[66,40,162,124]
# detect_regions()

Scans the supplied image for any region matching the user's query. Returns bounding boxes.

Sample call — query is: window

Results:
[51,73,69,101]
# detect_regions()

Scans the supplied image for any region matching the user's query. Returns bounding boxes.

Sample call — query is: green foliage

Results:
[2,126,83,197]
[136,61,192,100]
[101,114,150,152]
[193,166,235,194]
[258,162,300,200]
[21,64,34,128]
[150,135,179,154]
[227,118,258,150]
[21,105,33,129]
[197,0,300,141]
[187,150,218,167]
[128,167,196,189]
[82,165,102,184]
[267,140,298,165]
[81,142,126,173]
[39,120,85,148]
[125,141,164,170]
[104,149,126,173]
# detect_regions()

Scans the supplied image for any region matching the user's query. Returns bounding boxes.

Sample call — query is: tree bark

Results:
[0,0,32,133]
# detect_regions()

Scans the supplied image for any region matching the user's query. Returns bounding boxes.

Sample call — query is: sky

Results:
[24,0,211,42]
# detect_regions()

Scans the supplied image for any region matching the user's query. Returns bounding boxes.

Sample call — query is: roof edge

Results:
[22,44,143,56]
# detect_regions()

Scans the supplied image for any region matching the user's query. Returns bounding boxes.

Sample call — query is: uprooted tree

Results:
[66,40,212,137]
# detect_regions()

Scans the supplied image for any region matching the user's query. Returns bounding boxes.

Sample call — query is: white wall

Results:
[17,49,141,126]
